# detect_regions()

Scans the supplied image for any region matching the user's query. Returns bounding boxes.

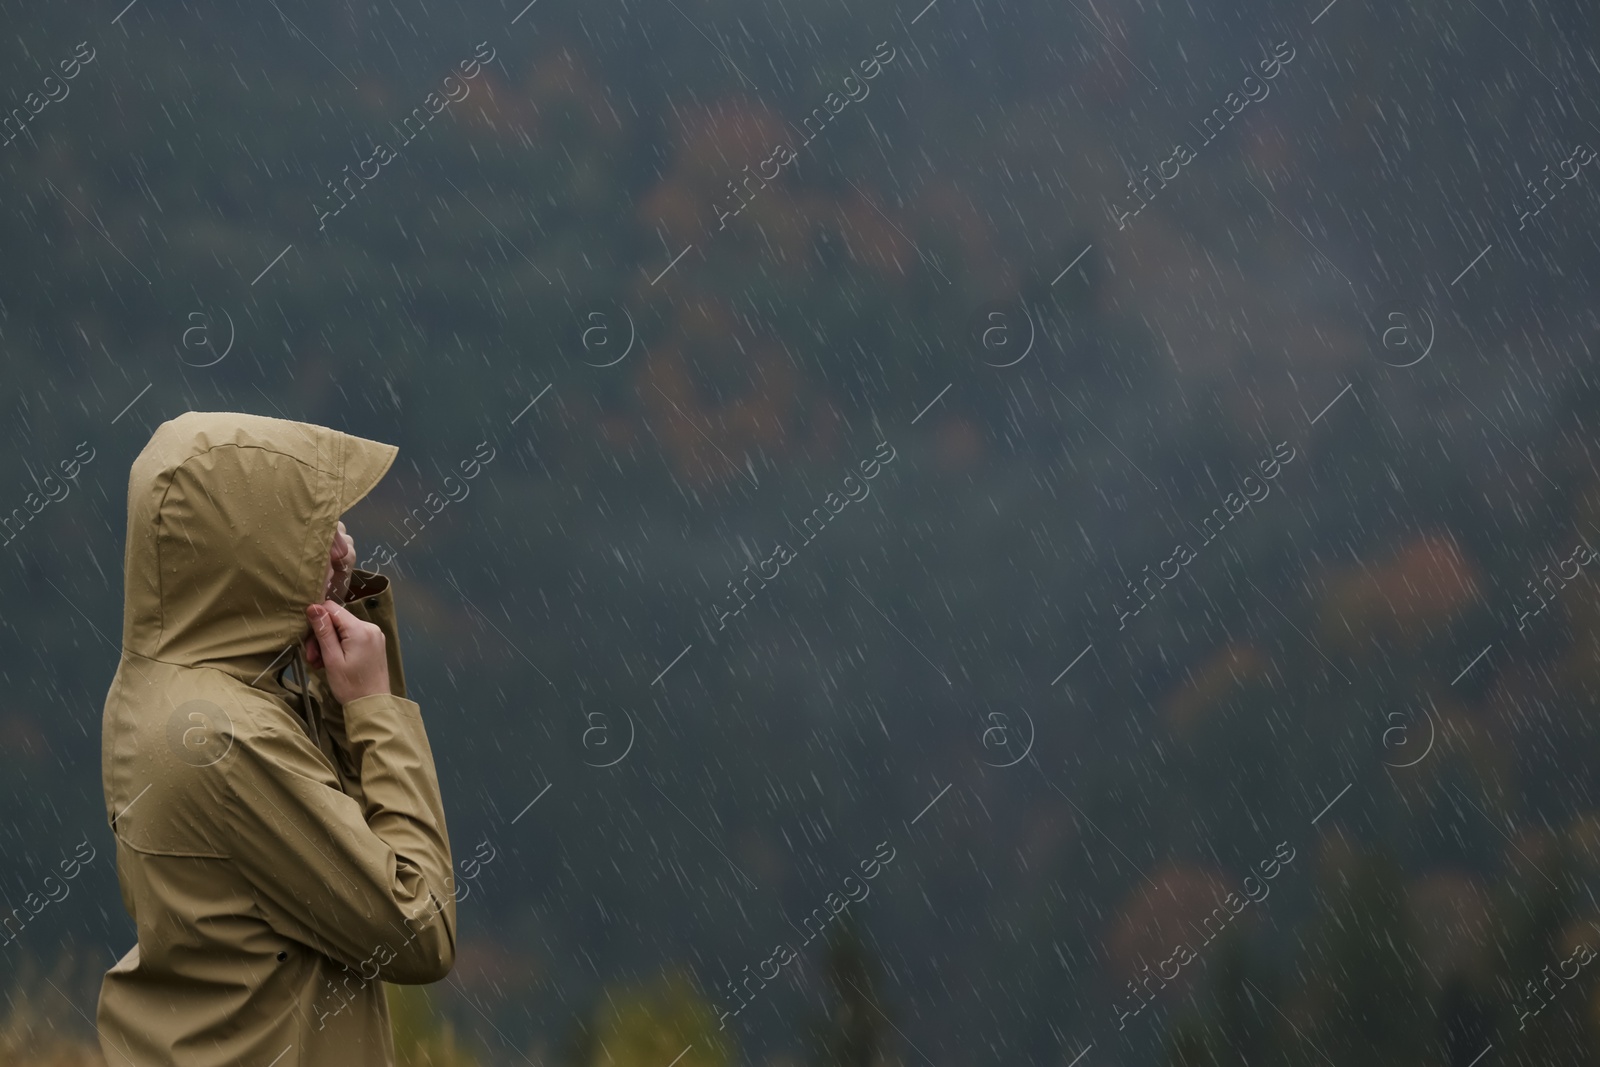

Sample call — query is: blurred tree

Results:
[1437,973,1494,1067]
[387,983,481,1067]
[1207,934,1275,1065]
[808,914,891,1067]
[1162,1014,1225,1067]
[584,970,732,1067]
[1157,931,1274,1067]
[1292,847,1425,1067]
[0,955,104,1067]
[1483,838,1600,1067]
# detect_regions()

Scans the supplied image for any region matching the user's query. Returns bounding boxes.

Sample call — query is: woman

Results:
[98,411,455,1066]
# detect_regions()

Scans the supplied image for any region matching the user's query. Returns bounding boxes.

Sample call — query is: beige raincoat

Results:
[98,412,456,1066]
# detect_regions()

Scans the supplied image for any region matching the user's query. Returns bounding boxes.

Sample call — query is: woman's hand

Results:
[304,600,391,703]
[327,520,357,603]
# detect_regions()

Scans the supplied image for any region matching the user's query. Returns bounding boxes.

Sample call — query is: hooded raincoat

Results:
[98,411,456,1067]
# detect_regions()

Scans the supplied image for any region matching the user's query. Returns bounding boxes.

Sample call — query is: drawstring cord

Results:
[275,640,323,750]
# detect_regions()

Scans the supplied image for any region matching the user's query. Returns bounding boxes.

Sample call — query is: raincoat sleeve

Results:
[221,649,456,983]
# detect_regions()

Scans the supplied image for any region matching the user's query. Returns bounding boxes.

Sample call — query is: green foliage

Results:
[584,971,733,1067]
[0,956,104,1067]
[387,983,481,1067]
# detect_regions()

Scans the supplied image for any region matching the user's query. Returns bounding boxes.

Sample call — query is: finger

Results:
[322,599,367,644]
[303,632,323,669]
[306,604,346,667]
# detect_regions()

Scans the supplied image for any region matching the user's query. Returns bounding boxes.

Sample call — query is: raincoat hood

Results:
[123,411,397,680]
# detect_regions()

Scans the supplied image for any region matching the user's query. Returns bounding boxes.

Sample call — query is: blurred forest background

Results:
[5,0,1600,1063]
